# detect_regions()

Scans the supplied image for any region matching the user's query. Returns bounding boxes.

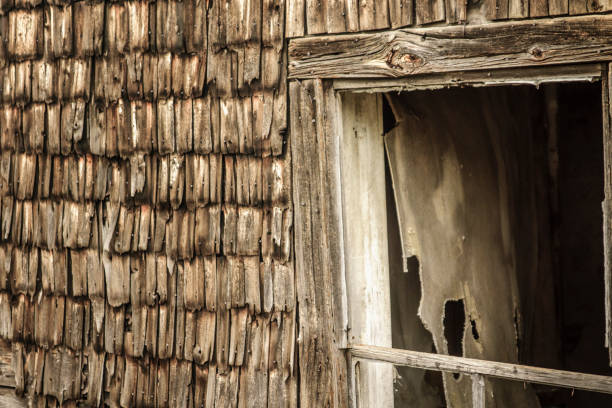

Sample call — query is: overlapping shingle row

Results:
[0,0,294,406]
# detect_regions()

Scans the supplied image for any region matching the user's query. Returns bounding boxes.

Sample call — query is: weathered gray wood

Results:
[351,344,612,394]
[472,374,486,408]
[359,0,390,31]
[389,0,413,27]
[415,0,445,24]
[333,63,604,92]
[9,9,43,60]
[290,79,348,408]
[286,0,305,37]
[85,349,105,406]
[326,0,347,33]
[340,95,392,408]
[289,15,612,79]
[194,310,215,364]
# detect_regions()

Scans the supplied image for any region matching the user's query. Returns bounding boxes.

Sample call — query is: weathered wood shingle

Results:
[6,0,288,406]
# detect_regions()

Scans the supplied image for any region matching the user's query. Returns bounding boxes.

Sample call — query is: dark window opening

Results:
[384,81,609,408]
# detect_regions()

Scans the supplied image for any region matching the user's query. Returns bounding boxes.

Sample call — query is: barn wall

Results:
[0,0,296,406]
[0,0,610,406]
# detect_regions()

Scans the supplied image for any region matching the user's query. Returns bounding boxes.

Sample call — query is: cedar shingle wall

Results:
[0,0,294,406]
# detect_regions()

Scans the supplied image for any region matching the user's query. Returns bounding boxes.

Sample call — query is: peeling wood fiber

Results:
[384,87,564,407]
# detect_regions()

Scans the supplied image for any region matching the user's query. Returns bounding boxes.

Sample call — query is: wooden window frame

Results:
[289,14,612,408]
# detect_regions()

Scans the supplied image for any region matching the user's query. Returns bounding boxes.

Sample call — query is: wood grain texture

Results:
[351,344,612,394]
[289,15,612,79]
[327,0,348,32]
[0,340,13,388]
[446,0,467,23]
[359,0,390,31]
[569,0,588,14]
[472,374,486,408]
[530,0,549,16]
[549,0,569,15]
[306,0,326,34]
[340,93,393,408]
[415,0,445,24]
[290,79,348,408]
[390,0,413,27]
[286,0,305,37]
[484,0,509,19]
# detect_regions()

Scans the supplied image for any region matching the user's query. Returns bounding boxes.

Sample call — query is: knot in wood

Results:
[385,48,423,72]
[529,46,544,59]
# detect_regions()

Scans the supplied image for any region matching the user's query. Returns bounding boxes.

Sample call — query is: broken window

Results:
[341,74,612,407]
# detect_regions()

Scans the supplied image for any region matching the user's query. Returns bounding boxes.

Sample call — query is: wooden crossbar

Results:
[349,344,612,395]
[289,15,612,80]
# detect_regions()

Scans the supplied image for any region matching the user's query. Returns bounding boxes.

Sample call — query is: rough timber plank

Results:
[333,63,605,93]
[289,15,612,79]
[484,0,509,19]
[290,79,348,408]
[326,0,347,33]
[472,374,486,408]
[286,0,305,37]
[306,0,326,34]
[351,344,612,394]
[340,92,393,408]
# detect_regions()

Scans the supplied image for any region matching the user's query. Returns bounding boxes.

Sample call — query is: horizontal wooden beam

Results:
[333,63,604,93]
[349,344,612,394]
[289,15,612,79]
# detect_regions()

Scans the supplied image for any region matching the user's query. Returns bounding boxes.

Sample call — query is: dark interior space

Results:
[383,81,610,407]
[550,82,608,408]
